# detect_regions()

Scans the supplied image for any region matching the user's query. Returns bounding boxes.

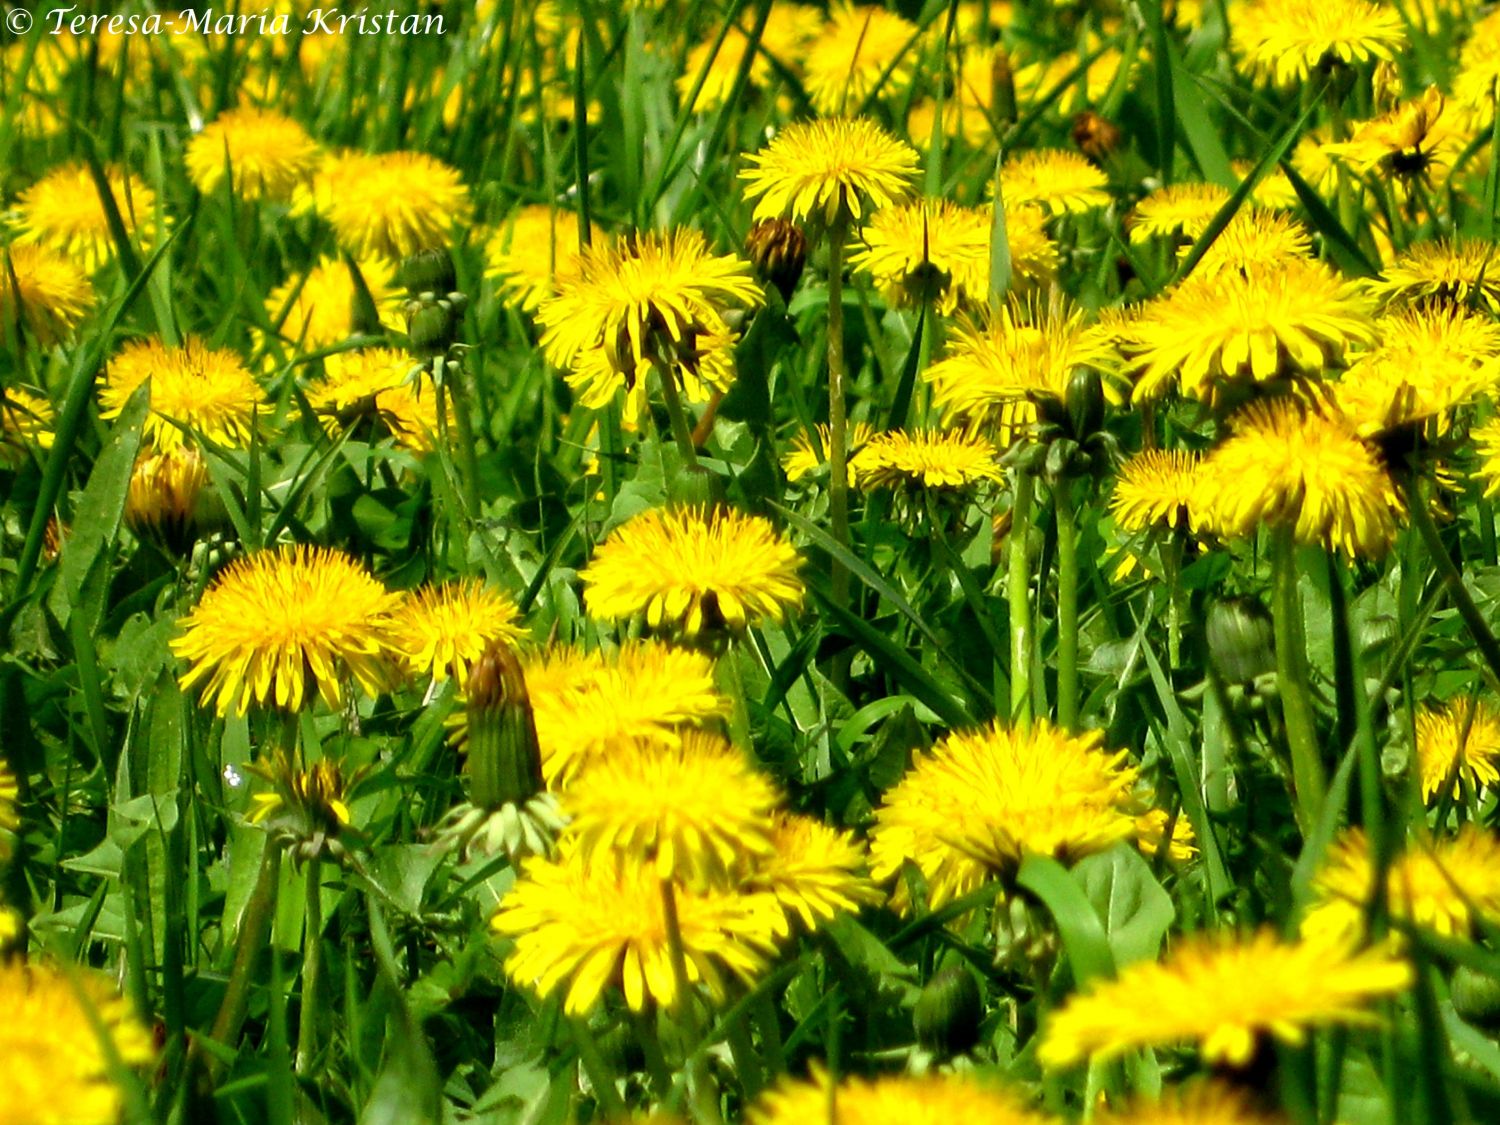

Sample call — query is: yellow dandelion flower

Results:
[1014,40,1132,115]
[782,420,879,482]
[850,199,990,313]
[1413,697,1500,800]
[260,256,403,354]
[185,106,321,202]
[1232,0,1405,87]
[581,506,803,638]
[391,581,527,688]
[537,229,762,427]
[1040,928,1411,1069]
[493,846,780,1015]
[306,150,472,259]
[0,961,154,1125]
[924,303,1119,434]
[1096,1082,1289,1125]
[1000,149,1111,215]
[854,429,1003,492]
[869,720,1140,912]
[12,162,159,273]
[172,545,401,716]
[522,641,729,787]
[802,3,918,116]
[906,43,1006,146]
[1304,828,1500,946]
[564,729,779,888]
[674,0,825,113]
[746,812,883,934]
[0,387,55,467]
[484,205,597,313]
[125,445,209,549]
[1109,449,1200,534]
[0,243,94,346]
[1193,398,1402,557]
[752,1067,1048,1125]
[1234,159,1302,211]
[247,749,354,831]
[1370,238,1500,314]
[1134,807,1197,865]
[1126,259,1377,402]
[304,347,449,452]
[740,117,919,224]
[1186,211,1313,278]
[1327,86,1462,184]
[1454,11,1500,128]
[1128,182,1230,244]
[1332,306,1500,436]
[101,337,264,450]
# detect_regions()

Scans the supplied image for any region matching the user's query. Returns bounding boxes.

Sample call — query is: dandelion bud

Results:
[126,447,210,555]
[745,218,808,304]
[465,640,544,810]
[991,47,1017,124]
[914,966,984,1058]
[398,247,458,295]
[406,300,460,360]
[1451,967,1500,1028]
[1066,368,1106,440]
[1072,111,1122,163]
[1206,597,1276,688]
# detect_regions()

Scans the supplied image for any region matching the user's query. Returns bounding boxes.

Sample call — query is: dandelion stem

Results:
[1165,532,1185,671]
[1407,477,1500,687]
[1009,468,1034,728]
[658,359,700,468]
[660,877,723,1125]
[446,362,484,522]
[826,211,852,613]
[1055,478,1079,730]
[1272,528,1326,832]
[198,842,281,1086]
[295,856,322,1077]
[629,1006,676,1100]
[570,1017,627,1118]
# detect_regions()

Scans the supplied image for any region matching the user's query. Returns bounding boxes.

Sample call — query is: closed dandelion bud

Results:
[991,47,1017,124]
[1206,597,1276,687]
[745,218,808,304]
[1073,112,1121,163]
[1451,967,1500,1029]
[406,301,459,360]
[914,966,984,1058]
[398,248,457,296]
[465,640,544,810]
[1066,368,1106,440]
[669,463,724,508]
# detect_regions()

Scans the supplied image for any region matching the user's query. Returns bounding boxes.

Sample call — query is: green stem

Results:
[446,360,483,522]
[570,1018,627,1119]
[199,842,282,1085]
[295,857,322,1076]
[724,998,765,1099]
[629,1006,677,1100]
[1008,469,1034,729]
[1272,528,1326,833]
[657,359,699,468]
[661,878,723,1125]
[1165,532,1184,670]
[719,643,752,750]
[1407,477,1500,686]
[826,212,851,609]
[1055,479,1079,731]
[751,988,785,1079]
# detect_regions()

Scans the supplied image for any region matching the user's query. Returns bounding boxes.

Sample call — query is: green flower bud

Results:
[745,218,808,305]
[398,248,457,295]
[1452,966,1500,1029]
[465,641,544,809]
[1206,596,1275,687]
[913,966,984,1058]
[1066,368,1106,440]
[406,301,458,360]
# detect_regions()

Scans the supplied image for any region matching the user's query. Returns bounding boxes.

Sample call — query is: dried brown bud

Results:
[1072,111,1122,163]
[745,218,808,304]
